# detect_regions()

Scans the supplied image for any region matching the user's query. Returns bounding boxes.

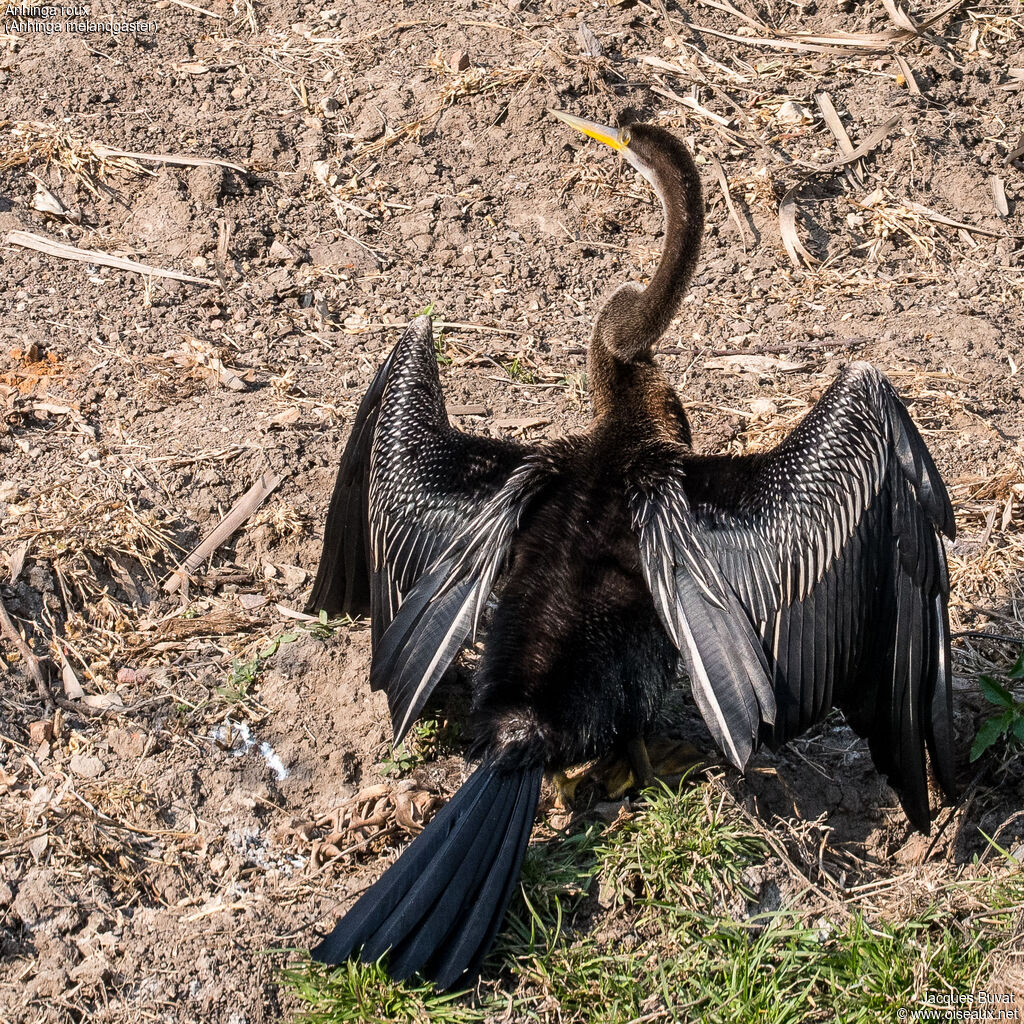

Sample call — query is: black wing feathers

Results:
[308,317,525,645]
[632,363,955,828]
[370,453,559,744]
[306,345,398,617]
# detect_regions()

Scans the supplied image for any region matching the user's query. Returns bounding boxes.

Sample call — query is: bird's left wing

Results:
[307,317,527,646]
[628,363,955,828]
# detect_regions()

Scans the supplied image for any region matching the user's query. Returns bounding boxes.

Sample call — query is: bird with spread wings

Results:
[305,110,956,990]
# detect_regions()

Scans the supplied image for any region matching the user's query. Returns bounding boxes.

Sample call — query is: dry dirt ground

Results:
[0,0,1023,1021]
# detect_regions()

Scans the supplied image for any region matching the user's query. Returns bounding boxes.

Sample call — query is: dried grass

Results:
[0,120,149,192]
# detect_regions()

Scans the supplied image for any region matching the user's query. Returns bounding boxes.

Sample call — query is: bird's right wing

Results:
[371,447,563,743]
[628,363,955,827]
[307,317,527,646]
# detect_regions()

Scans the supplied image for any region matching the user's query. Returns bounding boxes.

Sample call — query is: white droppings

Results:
[209,719,289,780]
[210,718,253,756]
[259,741,289,781]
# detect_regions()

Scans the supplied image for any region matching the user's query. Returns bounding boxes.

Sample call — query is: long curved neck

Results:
[588,132,703,422]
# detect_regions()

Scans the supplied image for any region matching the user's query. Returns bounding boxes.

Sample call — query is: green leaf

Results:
[1012,717,1024,744]
[319,609,328,625]
[417,302,435,317]
[970,717,1008,761]
[979,675,1014,709]
[1009,649,1024,680]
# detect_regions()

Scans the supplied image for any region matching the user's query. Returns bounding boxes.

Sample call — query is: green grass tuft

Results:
[281,958,480,1024]
[282,779,1022,1023]
[599,778,766,913]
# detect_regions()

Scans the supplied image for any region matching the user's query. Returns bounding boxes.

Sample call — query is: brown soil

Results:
[0,2,1022,1022]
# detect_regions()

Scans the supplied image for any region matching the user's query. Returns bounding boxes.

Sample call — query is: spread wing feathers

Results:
[629,362,956,824]
[306,343,397,618]
[631,471,776,769]
[307,316,526,645]
[371,451,561,744]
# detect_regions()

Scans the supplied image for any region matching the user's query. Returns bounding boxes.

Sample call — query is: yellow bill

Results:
[549,109,628,151]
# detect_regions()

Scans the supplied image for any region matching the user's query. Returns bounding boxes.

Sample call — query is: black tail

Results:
[311,758,543,990]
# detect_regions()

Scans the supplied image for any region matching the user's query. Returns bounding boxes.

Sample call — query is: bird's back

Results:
[469,436,678,767]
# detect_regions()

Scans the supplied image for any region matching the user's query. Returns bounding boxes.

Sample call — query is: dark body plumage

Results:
[307,117,957,990]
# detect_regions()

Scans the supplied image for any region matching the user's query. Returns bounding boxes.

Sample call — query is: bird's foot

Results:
[597,737,704,800]
[551,769,585,811]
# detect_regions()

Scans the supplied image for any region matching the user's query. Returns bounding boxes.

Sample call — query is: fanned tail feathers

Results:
[311,759,542,990]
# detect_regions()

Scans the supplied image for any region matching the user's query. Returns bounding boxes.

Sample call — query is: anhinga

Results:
[306,111,957,989]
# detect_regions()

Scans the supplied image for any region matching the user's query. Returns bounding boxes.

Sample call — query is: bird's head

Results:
[548,111,697,226]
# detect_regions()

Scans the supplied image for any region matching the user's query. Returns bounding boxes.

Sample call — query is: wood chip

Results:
[83,693,125,711]
[8,541,29,584]
[275,604,318,622]
[5,230,216,287]
[778,186,818,268]
[164,473,284,593]
[708,153,748,251]
[30,181,70,219]
[59,649,84,700]
[991,176,1009,218]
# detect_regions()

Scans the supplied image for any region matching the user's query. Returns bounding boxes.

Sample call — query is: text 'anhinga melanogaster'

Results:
[306,110,957,990]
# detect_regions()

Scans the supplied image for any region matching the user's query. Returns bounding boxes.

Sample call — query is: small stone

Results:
[450,49,471,71]
[69,753,105,779]
[269,238,294,261]
[280,564,308,589]
[28,720,53,747]
[320,96,340,116]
